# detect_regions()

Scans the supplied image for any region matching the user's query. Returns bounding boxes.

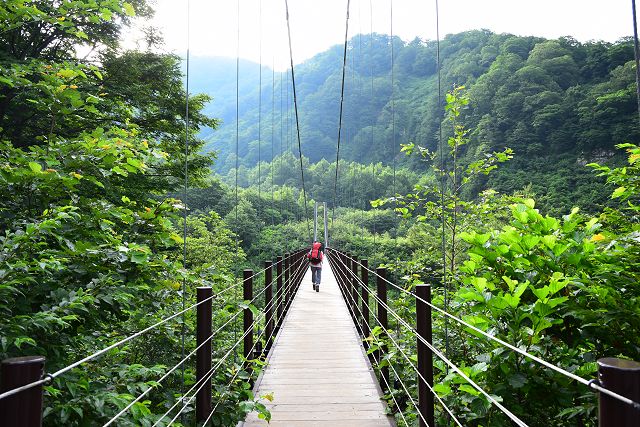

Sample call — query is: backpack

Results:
[309,242,323,263]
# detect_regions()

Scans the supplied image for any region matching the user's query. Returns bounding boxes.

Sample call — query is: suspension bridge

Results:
[2,0,640,426]
[2,214,640,426]
[243,255,391,426]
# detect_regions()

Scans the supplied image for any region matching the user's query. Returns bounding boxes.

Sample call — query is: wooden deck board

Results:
[242,259,394,426]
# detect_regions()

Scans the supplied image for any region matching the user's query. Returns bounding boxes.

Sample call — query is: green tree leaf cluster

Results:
[0,1,264,424]
[201,30,636,215]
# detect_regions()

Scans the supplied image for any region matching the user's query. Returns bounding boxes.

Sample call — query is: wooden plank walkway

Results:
[242,259,394,426]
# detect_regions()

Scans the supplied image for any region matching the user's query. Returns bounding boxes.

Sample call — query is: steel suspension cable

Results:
[363,287,462,426]
[285,70,291,224]
[202,307,281,425]
[241,253,288,283]
[331,0,351,234]
[333,255,527,426]
[343,285,427,426]
[330,254,462,425]
[157,313,270,425]
[357,6,366,231]
[328,255,410,426]
[283,0,312,243]
[343,254,640,409]
[271,56,276,226]
[202,279,301,425]
[434,0,448,360]
[253,258,308,362]
[102,304,246,427]
[330,256,450,415]
[379,295,528,426]
[0,260,283,402]
[258,0,262,200]
[390,0,397,208]
[632,0,640,123]
[335,250,640,420]
[156,320,258,426]
[369,0,377,246]
[241,253,306,306]
[156,264,305,426]
[231,0,242,360]
[330,260,410,427]
[279,68,284,220]
[0,293,221,402]
[180,0,191,403]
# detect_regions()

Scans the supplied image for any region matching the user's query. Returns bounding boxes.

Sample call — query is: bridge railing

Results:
[0,248,309,426]
[326,247,640,427]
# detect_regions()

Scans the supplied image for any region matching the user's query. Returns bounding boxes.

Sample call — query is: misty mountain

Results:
[191,30,638,212]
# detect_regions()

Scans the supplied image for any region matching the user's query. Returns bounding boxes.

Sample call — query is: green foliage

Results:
[378,86,512,279]
[363,106,639,426]
[3,3,639,425]
[588,143,640,212]
[202,30,636,215]
[449,201,600,425]
[0,1,266,425]
[0,126,199,425]
[222,151,419,213]
[185,211,244,273]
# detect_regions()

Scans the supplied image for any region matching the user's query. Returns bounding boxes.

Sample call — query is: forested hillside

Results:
[2,1,639,426]
[0,1,268,425]
[199,31,638,213]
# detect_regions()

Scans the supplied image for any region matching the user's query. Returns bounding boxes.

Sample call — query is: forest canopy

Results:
[1,1,639,426]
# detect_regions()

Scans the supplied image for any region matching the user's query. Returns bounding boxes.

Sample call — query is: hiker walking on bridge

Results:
[306,241,324,292]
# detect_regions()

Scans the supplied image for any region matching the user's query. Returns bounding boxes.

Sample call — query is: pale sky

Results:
[128,0,634,70]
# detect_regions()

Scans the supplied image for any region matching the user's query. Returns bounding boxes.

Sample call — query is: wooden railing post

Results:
[243,269,253,369]
[264,260,274,352]
[296,250,304,291]
[376,267,389,393]
[284,253,291,313]
[351,255,360,328]
[301,250,307,289]
[332,250,340,293]
[342,252,349,301]
[0,356,45,427]
[276,255,283,326]
[346,253,354,320]
[597,358,640,427]
[361,259,370,345]
[196,287,212,421]
[416,284,435,427]
[336,251,346,297]
[291,251,298,292]
[335,252,344,297]
[292,251,298,297]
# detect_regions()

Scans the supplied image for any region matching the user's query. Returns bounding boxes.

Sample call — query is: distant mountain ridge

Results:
[191,30,638,213]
